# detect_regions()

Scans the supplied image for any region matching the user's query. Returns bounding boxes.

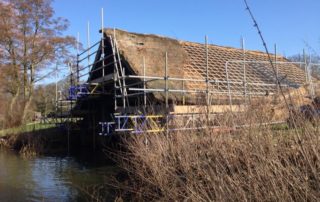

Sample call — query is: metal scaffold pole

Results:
[225,61,233,111]
[87,21,91,78]
[309,54,315,98]
[205,36,209,107]
[205,36,210,126]
[55,64,58,113]
[101,8,105,93]
[143,57,147,107]
[274,44,279,95]
[241,37,247,103]
[68,62,73,155]
[115,31,129,108]
[76,33,80,85]
[114,61,117,111]
[85,28,318,135]
[165,52,168,109]
[182,80,185,105]
[110,34,120,111]
[303,49,308,83]
[123,67,126,108]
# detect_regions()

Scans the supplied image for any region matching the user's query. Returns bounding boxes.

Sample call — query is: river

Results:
[0,148,116,201]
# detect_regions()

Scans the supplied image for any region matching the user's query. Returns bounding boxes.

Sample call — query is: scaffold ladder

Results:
[109,35,129,108]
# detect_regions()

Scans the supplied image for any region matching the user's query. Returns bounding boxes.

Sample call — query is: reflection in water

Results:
[0,149,115,201]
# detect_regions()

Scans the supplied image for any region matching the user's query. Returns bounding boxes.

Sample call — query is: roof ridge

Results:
[103,28,285,58]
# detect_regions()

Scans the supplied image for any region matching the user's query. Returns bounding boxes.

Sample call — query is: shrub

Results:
[115,117,320,201]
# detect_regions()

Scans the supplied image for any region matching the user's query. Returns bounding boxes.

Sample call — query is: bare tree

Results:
[0,0,76,126]
[288,54,320,79]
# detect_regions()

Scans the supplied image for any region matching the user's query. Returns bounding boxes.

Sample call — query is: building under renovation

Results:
[68,28,312,135]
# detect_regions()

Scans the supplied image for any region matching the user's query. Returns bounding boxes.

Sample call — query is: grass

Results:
[0,117,82,137]
[0,122,56,137]
[0,122,60,157]
[0,117,84,157]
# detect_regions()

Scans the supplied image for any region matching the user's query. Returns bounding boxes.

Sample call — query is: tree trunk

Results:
[23,64,28,99]
[22,64,35,123]
[7,86,21,127]
[22,95,33,123]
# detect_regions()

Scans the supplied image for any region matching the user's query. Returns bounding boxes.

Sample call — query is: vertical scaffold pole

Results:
[303,49,308,83]
[114,63,117,111]
[68,62,72,156]
[87,21,91,77]
[113,39,117,111]
[309,54,315,98]
[123,67,126,108]
[205,36,210,126]
[225,61,233,111]
[205,36,209,107]
[165,52,168,109]
[143,57,146,107]
[241,37,247,103]
[274,44,279,94]
[182,80,185,105]
[101,8,105,92]
[55,64,58,113]
[76,32,80,85]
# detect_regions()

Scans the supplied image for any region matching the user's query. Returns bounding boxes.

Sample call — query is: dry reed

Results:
[113,107,320,201]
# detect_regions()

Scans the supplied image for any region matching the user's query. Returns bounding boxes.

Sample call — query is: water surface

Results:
[0,149,115,201]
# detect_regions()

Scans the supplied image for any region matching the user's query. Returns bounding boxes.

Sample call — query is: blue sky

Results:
[52,0,320,57]
[46,0,320,85]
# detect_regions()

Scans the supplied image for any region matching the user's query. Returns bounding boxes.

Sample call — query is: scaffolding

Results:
[64,29,317,136]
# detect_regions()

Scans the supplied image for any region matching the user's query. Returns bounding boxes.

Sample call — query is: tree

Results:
[33,83,56,115]
[288,53,320,79]
[0,0,76,126]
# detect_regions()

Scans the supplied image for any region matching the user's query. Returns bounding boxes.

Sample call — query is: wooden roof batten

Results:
[88,28,308,104]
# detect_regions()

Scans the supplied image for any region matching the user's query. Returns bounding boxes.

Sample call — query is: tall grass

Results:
[113,107,320,201]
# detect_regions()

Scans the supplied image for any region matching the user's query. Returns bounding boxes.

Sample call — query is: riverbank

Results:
[0,124,122,201]
[3,118,319,202]
[0,123,79,156]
